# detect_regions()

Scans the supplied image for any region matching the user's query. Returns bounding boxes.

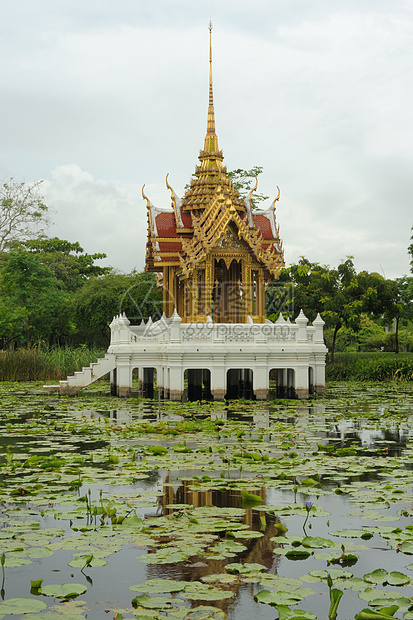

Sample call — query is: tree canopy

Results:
[227,166,269,208]
[278,257,401,359]
[0,178,50,255]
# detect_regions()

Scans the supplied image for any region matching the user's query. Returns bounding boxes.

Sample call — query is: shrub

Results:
[0,346,105,381]
[326,352,413,381]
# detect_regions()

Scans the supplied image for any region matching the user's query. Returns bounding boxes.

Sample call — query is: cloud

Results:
[43,164,147,272]
[1,2,412,279]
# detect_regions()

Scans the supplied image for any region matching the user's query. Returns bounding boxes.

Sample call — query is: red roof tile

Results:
[155,212,179,237]
[253,214,273,239]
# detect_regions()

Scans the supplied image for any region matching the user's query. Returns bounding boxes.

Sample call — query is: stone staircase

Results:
[44,353,116,395]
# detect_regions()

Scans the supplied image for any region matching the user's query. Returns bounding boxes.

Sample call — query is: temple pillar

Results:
[313,359,326,395]
[116,356,132,397]
[257,270,265,322]
[191,269,199,322]
[137,366,144,393]
[253,354,269,400]
[163,267,168,316]
[211,359,226,400]
[168,355,184,401]
[110,368,117,396]
[204,258,213,317]
[294,364,309,399]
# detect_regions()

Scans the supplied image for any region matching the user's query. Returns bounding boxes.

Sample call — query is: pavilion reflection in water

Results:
[144,478,282,614]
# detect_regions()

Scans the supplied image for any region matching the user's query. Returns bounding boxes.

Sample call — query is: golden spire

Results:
[207,21,215,135]
[204,22,219,153]
[182,23,244,211]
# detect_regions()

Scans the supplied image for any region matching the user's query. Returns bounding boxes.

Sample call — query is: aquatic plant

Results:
[303,501,313,531]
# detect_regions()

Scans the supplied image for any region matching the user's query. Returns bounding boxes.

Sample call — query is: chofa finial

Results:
[272,186,280,211]
[141,185,151,209]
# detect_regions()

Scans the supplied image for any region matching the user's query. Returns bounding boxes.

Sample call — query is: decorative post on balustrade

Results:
[312,312,327,395]
[169,309,182,342]
[116,313,131,345]
[313,312,325,344]
[294,309,310,399]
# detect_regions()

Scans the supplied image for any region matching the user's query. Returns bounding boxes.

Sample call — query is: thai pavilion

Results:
[51,26,327,400]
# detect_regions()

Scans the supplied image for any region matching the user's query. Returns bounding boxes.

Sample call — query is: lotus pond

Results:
[1,382,413,619]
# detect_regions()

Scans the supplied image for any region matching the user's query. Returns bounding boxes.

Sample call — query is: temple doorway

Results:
[226,369,254,399]
[185,369,212,401]
[269,368,296,399]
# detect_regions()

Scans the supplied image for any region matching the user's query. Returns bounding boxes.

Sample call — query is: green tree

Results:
[382,277,413,353]
[0,291,28,348]
[19,237,109,291]
[74,271,162,347]
[282,257,396,360]
[1,249,70,347]
[227,166,269,208]
[0,238,108,347]
[0,179,50,255]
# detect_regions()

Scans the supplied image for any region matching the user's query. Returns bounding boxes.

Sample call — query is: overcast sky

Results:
[1,0,412,279]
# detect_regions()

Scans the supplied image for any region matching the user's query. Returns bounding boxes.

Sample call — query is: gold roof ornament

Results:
[181,24,244,212]
[165,174,184,228]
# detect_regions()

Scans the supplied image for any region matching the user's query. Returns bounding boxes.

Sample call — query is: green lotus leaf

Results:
[0,598,47,615]
[259,575,303,590]
[300,477,319,486]
[182,606,227,619]
[329,528,373,539]
[68,556,107,568]
[39,583,87,598]
[387,572,410,586]
[285,549,312,560]
[342,577,369,592]
[225,562,267,574]
[241,490,263,505]
[226,529,263,539]
[201,573,238,584]
[399,541,413,555]
[254,589,304,606]
[131,594,174,609]
[309,568,353,581]
[355,605,399,619]
[274,605,317,620]
[363,570,389,585]
[1,555,32,567]
[130,578,187,593]
[359,589,411,608]
[182,583,234,600]
[301,536,334,548]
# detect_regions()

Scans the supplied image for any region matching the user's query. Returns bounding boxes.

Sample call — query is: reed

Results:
[326,352,413,381]
[0,347,106,381]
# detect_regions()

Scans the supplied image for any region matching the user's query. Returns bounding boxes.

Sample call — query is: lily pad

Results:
[39,583,87,599]
[363,569,389,585]
[0,598,47,616]
[131,594,174,610]
[182,583,234,601]
[274,606,317,620]
[225,562,267,574]
[301,536,334,548]
[130,579,188,593]
[285,549,312,560]
[254,589,305,606]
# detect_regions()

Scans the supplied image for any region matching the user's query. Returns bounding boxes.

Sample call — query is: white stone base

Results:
[50,310,328,401]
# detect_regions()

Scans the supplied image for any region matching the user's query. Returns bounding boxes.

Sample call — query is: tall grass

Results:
[327,352,413,382]
[0,347,106,382]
